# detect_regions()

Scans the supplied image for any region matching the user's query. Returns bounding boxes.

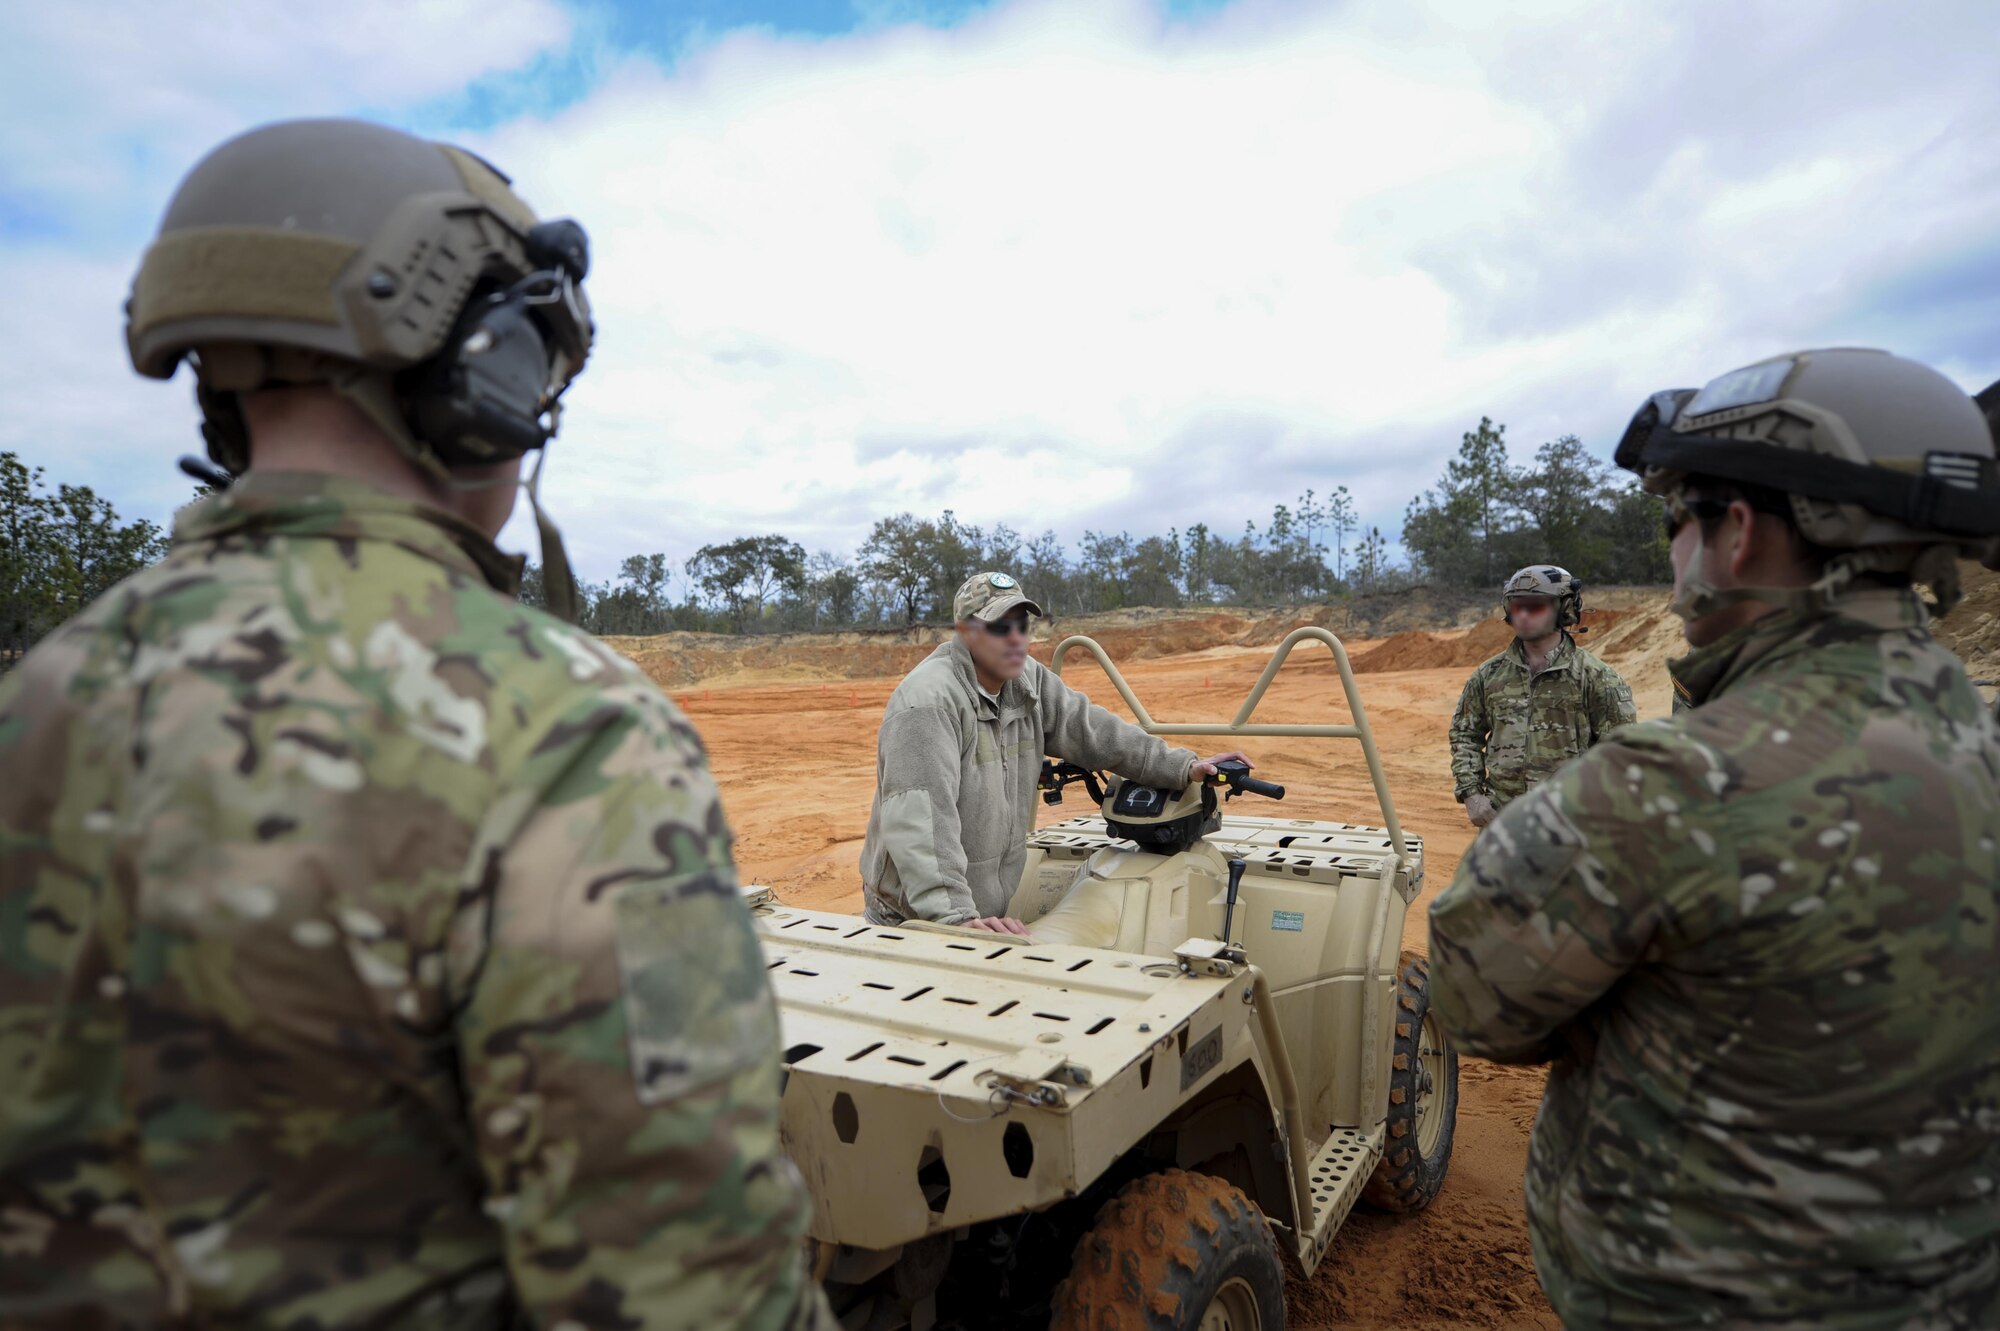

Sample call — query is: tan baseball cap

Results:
[953,570,1044,623]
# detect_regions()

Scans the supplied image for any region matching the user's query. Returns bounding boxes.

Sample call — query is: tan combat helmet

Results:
[126,118,594,618]
[1615,348,2000,618]
[1501,564,1582,631]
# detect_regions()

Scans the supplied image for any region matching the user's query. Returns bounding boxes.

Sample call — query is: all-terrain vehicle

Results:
[748,628,1457,1329]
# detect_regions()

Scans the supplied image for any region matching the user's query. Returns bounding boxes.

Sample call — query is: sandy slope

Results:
[610,574,1986,1329]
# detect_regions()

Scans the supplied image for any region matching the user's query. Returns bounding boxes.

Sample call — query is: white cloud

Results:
[0,0,572,234]
[4,0,1999,583]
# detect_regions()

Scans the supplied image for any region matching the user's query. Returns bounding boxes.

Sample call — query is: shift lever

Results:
[1222,858,1246,945]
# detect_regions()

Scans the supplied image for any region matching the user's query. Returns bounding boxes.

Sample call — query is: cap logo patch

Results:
[988,573,1017,588]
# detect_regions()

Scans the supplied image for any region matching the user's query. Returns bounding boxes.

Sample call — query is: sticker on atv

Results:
[1180,1026,1224,1090]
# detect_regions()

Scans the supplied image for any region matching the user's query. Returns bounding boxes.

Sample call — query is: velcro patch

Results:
[613,871,780,1104]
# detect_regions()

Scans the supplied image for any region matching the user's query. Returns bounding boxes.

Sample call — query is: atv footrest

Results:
[1304,1126,1380,1265]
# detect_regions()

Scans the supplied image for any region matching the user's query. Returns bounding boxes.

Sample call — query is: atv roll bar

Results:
[1047,626,1413,873]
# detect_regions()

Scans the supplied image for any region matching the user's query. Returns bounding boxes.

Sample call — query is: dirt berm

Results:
[599,585,1675,692]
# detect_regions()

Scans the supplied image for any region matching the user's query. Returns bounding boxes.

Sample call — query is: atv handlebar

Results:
[1211,759,1284,801]
[1041,757,1285,804]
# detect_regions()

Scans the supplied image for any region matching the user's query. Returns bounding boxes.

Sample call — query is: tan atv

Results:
[748,628,1456,1330]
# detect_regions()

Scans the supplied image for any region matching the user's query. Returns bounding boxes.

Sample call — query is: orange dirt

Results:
[1935,560,2000,707]
[605,577,1984,1330]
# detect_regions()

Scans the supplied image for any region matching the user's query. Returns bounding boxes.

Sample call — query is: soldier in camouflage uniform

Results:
[1428,348,2000,1328]
[0,120,832,1329]
[1449,564,1635,829]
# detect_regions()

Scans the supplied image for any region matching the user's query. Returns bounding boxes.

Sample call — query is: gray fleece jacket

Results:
[860,639,1198,926]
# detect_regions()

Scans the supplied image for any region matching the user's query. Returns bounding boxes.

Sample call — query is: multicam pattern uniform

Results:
[1428,591,2000,1328]
[1448,632,1636,807]
[0,473,831,1330]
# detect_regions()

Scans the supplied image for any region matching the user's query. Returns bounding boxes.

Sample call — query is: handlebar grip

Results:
[1238,776,1286,800]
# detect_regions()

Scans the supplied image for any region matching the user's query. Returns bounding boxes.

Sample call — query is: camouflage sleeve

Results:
[1447,669,1490,802]
[1038,664,1197,790]
[454,692,834,1331]
[1586,659,1638,741]
[1426,728,1723,1063]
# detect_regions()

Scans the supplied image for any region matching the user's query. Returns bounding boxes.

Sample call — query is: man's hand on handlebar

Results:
[1190,751,1255,780]
[1198,753,1286,801]
[965,916,1033,936]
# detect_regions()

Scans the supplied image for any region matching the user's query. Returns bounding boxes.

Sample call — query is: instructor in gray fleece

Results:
[861,570,1251,934]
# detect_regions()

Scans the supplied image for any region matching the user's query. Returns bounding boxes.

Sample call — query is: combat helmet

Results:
[1615,348,2000,618]
[1501,564,1582,631]
[125,118,594,618]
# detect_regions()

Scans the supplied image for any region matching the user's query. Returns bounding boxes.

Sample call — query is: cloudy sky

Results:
[4,0,1997,585]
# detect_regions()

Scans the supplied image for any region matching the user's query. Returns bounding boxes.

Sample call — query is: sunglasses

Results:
[1661,495,1732,541]
[980,617,1031,638]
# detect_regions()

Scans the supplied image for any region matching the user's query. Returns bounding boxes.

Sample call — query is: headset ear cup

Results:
[405,293,552,466]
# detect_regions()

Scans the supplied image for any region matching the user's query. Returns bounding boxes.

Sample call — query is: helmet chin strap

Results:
[519,451,579,624]
[436,451,578,624]
[1670,524,1959,623]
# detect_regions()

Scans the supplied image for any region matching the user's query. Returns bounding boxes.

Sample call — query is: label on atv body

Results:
[1271,909,1305,932]
[1180,1026,1224,1090]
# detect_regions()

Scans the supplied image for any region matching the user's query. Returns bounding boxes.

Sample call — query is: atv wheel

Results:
[1363,950,1458,1212]
[1050,1168,1284,1331]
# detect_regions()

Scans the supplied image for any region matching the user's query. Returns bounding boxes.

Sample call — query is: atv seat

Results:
[1024,841,1225,957]
[1027,874,1136,950]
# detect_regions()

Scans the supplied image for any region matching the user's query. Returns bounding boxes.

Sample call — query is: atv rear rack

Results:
[1031,811,1424,899]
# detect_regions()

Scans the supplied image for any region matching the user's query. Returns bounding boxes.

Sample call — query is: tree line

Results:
[2,452,168,667]
[3,420,1673,664]
[540,420,1670,635]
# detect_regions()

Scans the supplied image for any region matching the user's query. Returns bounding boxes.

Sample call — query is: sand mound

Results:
[1935,560,2000,694]
[1349,610,1647,675]
[1347,629,1452,673]
[600,630,943,691]
[1041,613,1257,661]
[1583,603,1686,674]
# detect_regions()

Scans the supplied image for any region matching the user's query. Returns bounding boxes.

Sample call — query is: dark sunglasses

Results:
[1661,495,1732,541]
[980,617,1031,638]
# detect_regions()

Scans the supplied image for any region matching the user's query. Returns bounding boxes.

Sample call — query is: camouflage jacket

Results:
[861,640,1196,925]
[1427,590,2000,1329]
[0,472,832,1330]
[1448,631,1635,806]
